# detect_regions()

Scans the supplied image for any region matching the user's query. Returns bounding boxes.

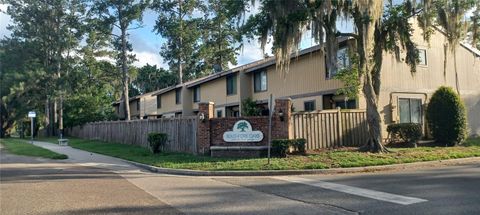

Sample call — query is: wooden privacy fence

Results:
[66,117,198,154]
[292,109,368,149]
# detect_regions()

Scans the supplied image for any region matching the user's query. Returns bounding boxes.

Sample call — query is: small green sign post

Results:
[28,111,36,144]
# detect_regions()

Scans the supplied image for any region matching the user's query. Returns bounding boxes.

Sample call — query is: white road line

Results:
[273,176,428,205]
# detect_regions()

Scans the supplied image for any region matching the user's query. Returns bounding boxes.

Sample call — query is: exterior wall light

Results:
[278,110,285,121]
[199,113,206,122]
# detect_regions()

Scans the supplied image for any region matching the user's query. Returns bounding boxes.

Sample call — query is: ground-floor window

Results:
[216,110,223,118]
[304,100,316,111]
[226,105,240,117]
[399,98,422,123]
[335,99,357,109]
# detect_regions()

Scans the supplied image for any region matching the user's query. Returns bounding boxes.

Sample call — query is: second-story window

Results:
[157,95,161,109]
[254,70,267,92]
[175,88,181,104]
[326,47,350,79]
[418,49,427,65]
[193,86,200,102]
[226,74,237,95]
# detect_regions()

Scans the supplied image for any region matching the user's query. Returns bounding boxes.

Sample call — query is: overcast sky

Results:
[0,3,354,70]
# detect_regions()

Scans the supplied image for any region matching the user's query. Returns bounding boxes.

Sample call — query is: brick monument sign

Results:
[196,99,292,157]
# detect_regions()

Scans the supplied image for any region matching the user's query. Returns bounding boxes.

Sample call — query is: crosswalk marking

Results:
[273,176,428,205]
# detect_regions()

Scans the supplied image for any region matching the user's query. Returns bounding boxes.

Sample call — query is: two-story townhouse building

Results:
[114,21,480,137]
[113,90,159,120]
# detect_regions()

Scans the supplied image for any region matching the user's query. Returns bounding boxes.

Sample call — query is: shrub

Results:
[426,86,467,146]
[147,132,168,153]
[386,123,422,145]
[272,139,290,157]
[292,139,306,154]
[241,97,261,116]
[272,139,306,157]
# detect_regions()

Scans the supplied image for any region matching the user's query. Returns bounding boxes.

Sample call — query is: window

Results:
[216,110,223,118]
[226,105,240,117]
[337,47,350,70]
[335,99,357,109]
[304,100,316,112]
[136,101,140,111]
[193,86,200,102]
[226,74,237,95]
[418,49,427,65]
[156,95,161,109]
[254,70,267,92]
[326,47,350,79]
[399,98,422,123]
[175,89,181,104]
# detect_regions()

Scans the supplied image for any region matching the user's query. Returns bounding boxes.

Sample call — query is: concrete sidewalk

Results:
[33,141,142,173]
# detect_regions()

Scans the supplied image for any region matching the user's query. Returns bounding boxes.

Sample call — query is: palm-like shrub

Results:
[426,86,467,146]
[147,132,168,153]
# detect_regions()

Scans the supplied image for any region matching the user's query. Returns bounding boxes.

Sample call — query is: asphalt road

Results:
[1,142,479,215]
[0,147,181,215]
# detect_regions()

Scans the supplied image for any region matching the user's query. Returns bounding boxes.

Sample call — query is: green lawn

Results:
[1,138,68,159]
[37,137,480,171]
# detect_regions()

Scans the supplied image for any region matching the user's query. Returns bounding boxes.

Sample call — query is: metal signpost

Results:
[28,111,36,144]
[267,94,273,165]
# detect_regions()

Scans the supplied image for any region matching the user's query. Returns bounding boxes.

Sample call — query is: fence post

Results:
[336,107,343,147]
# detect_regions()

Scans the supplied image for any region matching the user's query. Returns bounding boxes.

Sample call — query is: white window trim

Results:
[418,48,428,67]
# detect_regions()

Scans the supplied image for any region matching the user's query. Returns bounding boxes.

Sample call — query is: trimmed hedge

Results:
[272,139,306,157]
[387,123,422,145]
[426,86,467,146]
[147,132,168,153]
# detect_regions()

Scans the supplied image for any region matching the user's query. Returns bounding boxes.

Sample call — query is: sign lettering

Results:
[223,120,264,142]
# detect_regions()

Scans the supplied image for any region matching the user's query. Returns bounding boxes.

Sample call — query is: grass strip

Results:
[1,138,68,159]
[38,137,480,171]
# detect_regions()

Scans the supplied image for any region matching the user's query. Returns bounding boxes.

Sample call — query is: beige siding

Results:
[157,90,182,115]
[375,19,480,136]
[192,75,240,110]
[139,93,157,117]
[292,96,323,112]
[129,100,140,118]
[250,51,344,102]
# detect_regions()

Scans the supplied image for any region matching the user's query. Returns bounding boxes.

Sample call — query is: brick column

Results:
[273,98,292,139]
[196,102,214,155]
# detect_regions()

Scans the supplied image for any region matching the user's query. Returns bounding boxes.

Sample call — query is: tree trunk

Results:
[53,99,57,136]
[121,22,131,121]
[59,95,63,138]
[353,10,389,153]
[45,98,51,136]
[360,72,389,153]
[178,0,183,84]
[443,43,448,84]
[57,60,63,138]
[0,100,4,138]
[453,50,460,95]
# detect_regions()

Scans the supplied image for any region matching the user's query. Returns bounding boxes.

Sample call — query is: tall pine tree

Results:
[90,0,149,121]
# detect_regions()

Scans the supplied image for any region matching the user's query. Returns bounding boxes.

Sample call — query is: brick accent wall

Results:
[196,102,214,155]
[196,98,292,155]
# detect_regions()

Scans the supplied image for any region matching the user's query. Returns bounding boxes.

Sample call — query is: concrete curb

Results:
[125,156,480,177]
